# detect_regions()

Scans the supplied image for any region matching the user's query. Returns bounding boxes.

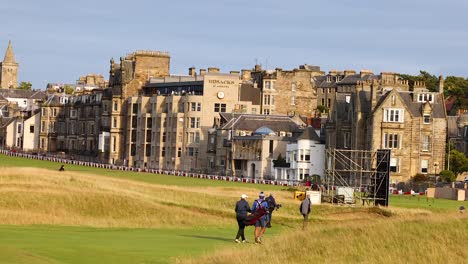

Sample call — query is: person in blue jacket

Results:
[251,191,269,244]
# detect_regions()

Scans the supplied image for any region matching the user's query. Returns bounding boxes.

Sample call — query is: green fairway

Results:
[0,225,283,264]
[389,194,467,212]
[0,154,283,190]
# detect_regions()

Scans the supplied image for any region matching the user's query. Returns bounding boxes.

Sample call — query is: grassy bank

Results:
[1,155,467,263]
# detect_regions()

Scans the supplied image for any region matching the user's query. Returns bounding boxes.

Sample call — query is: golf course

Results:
[0,154,467,264]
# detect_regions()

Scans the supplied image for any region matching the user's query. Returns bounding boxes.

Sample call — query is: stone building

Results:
[104,50,171,165]
[123,70,260,171]
[325,71,447,183]
[214,114,304,179]
[0,41,18,89]
[247,64,324,116]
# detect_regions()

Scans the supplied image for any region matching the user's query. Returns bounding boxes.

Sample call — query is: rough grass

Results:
[176,213,468,264]
[1,158,467,264]
[0,167,304,228]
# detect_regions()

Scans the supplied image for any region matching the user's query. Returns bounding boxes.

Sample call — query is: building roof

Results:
[253,126,275,135]
[2,41,16,64]
[398,92,446,118]
[296,126,321,141]
[220,114,304,133]
[0,88,46,100]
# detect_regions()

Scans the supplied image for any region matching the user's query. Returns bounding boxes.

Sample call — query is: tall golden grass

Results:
[0,167,304,228]
[176,212,468,264]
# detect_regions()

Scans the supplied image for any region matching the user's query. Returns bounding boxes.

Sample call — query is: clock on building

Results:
[217,91,225,99]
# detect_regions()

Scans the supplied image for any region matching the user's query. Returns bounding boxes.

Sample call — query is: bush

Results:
[412,173,428,182]
[439,170,456,183]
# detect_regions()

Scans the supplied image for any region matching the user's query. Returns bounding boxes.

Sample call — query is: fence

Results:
[0,150,296,187]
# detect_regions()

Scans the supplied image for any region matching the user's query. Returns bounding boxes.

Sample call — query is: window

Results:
[383,109,404,123]
[321,98,325,106]
[291,96,296,105]
[162,132,166,143]
[263,95,275,106]
[344,132,351,148]
[417,93,433,103]
[390,158,399,172]
[190,117,200,128]
[187,147,198,157]
[327,98,331,108]
[423,114,430,124]
[70,110,77,118]
[113,117,117,128]
[132,103,138,114]
[190,102,201,111]
[265,81,271,89]
[147,117,152,128]
[291,83,297,91]
[17,124,22,134]
[145,144,151,157]
[384,133,400,149]
[30,125,34,133]
[146,130,151,143]
[161,147,166,157]
[112,136,116,152]
[131,130,136,142]
[131,117,137,128]
[214,103,226,112]
[53,108,57,117]
[421,160,428,174]
[130,144,136,156]
[177,148,182,157]
[422,135,430,151]
[113,101,118,111]
[263,109,270,115]
[195,132,200,143]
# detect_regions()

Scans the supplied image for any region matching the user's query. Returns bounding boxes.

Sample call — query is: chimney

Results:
[200,69,206,76]
[438,75,444,94]
[241,69,251,81]
[254,64,262,72]
[344,70,356,76]
[189,67,196,77]
[360,70,373,77]
[329,70,338,76]
[208,67,220,73]
[370,80,378,110]
[229,70,240,75]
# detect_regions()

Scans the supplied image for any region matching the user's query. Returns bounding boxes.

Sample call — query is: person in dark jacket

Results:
[234,194,251,243]
[300,194,311,230]
[266,193,276,228]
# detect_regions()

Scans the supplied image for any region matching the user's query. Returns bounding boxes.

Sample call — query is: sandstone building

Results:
[0,41,18,89]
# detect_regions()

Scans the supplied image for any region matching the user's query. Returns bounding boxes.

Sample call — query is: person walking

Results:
[235,194,250,243]
[252,192,269,244]
[300,194,311,230]
[266,193,277,228]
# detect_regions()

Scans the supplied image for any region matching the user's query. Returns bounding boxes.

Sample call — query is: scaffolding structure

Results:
[324,148,390,206]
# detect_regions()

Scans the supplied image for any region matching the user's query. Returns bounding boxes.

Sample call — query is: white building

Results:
[275,126,325,183]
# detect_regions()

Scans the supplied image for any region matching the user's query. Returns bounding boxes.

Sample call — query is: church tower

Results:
[0,41,19,88]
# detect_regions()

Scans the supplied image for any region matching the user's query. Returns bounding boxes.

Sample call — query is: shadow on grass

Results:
[179,234,233,242]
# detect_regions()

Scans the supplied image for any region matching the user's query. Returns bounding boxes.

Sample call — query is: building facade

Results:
[0,41,18,89]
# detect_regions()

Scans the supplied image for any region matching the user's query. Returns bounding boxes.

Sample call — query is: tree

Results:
[439,170,456,183]
[17,81,32,90]
[412,173,428,182]
[64,84,74,95]
[399,71,438,91]
[448,149,468,176]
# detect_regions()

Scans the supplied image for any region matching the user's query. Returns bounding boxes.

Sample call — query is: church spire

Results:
[3,40,16,64]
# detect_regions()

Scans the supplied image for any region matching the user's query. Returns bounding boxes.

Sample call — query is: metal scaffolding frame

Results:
[324,148,390,206]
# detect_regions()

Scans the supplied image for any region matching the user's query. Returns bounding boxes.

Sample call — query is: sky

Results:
[1,0,468,89]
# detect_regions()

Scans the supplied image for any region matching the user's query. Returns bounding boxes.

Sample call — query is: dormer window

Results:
[417,93,433,103]
[423,114,431,124]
